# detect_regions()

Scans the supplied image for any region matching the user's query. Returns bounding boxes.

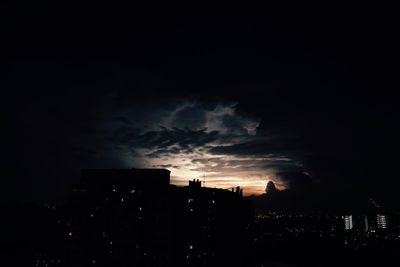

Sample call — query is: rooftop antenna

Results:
[203,173,206,187]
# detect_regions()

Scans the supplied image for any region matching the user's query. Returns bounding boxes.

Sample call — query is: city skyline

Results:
[2,2,400,265]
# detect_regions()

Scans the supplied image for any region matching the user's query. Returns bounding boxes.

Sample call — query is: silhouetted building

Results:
[67,168,172,266]
[63,169,253,267]
[170,179,252,266]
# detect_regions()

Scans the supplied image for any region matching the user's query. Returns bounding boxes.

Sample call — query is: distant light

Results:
[130,189,135,194]
[68,232,73,236]
[90,214,94,217]
[377,214,387,229]
[109,241,113,245]
[121,198,124,202]
[189,245,193,250]
[343,215,353,230]
[92,259,96,264]
[112,188,116,192]
[139,207,142,211]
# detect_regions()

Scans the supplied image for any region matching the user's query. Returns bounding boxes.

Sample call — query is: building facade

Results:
[64,169,253,266]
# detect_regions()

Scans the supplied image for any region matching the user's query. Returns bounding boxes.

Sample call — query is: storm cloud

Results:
[85,98,310,195]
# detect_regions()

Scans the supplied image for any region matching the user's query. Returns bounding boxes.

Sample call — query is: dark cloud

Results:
[276,171,316,192]
[3,4,399,204]
[68,98,305,193]
[208,138,302,157]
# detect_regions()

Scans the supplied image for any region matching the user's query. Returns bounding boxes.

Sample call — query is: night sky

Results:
[2,2,399,206]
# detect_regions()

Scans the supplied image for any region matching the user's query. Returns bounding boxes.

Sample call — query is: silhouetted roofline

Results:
[80,168,171,187]
[82,168,170,173]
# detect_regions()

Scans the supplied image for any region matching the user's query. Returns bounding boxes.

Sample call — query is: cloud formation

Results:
[88,98,310,195]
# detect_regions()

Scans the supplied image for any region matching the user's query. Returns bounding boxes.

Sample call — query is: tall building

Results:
[343,215,353,230]
[364,215,369,232]
[64,169,253,267]
[68,169,172,266]
[377,214,387,229]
